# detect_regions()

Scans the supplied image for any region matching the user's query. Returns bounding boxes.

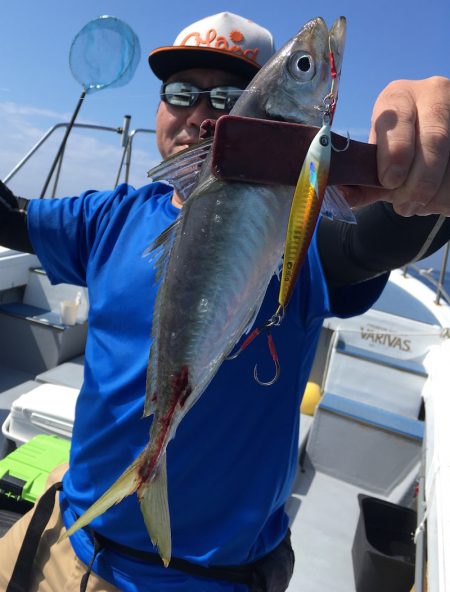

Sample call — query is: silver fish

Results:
[64,16,347,566]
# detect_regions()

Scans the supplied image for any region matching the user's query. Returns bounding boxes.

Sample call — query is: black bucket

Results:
[352,494,416,592]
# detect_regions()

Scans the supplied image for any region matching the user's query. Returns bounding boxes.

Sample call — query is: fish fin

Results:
[143,217,180,260]
[143,217,182,289]
[321,185,357,224]
[61,456,141,541]
[147,140,212,202]
[139,452,171,567]
[142,386,156,417]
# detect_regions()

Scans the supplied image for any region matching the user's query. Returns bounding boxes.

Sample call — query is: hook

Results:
[253,331,281,387]
[253,358,280,386]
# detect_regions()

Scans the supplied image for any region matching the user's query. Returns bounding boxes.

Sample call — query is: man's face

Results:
[156,68,249,160]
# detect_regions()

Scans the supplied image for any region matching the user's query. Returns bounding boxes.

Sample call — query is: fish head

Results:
[232,17,346,126]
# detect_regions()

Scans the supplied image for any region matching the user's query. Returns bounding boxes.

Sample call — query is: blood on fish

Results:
[179,386,192,407]
[170,366,192,407]
[138,456,154,484]
[170,366,189,393]
[138,366,192,485]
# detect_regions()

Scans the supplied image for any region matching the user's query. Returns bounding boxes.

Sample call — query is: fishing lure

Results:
[276,39,339,319]
[248,115,334,386]
[276,115,332,317]
[229,45,353,386]
[227,115,334,385]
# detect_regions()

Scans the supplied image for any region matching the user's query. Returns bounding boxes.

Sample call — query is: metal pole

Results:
[114,116,132,188]
[51,142,66,198]
[123,128,157,185]
[435,242,450,305]
[39,90,87,198]
[121,115,131,148]
[124,135,133,185]
[414,443,427,592]
[114,144,128,188]
[3,124,68,184]
[3,119,140,192]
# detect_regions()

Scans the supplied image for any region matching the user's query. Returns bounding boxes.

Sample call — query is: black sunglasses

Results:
[160,81,244,111]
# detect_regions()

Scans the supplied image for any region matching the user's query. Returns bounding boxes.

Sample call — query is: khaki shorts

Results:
[0,464,294,592]
[0,464,119,592]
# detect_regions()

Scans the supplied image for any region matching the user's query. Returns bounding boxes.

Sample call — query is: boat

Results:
[0,116,449,592]
[287,262,450,592]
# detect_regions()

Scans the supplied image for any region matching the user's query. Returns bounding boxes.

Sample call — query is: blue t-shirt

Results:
[27,183,386,591]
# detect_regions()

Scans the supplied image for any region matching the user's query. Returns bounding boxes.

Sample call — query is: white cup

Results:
[60,300,79,326]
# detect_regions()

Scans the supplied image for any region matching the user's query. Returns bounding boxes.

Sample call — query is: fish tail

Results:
[61,454,142,541]
[139,452,171,567]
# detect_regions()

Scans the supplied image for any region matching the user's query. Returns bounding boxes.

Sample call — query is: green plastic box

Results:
[0,434,70,506]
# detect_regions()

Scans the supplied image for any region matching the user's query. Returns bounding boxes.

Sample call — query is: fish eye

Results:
[288,51,315,81]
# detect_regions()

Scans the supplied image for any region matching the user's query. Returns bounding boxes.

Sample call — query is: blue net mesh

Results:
[69,15,141,94]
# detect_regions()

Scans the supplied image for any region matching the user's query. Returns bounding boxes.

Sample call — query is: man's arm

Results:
[319,76,450,288]
[0,181,34,253]
[318,203,450,287]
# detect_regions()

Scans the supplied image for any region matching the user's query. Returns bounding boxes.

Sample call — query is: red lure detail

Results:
[267,333,279,364]
[329,51,337,79]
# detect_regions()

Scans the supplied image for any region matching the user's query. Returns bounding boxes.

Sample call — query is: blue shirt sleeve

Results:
[27,187,130,286]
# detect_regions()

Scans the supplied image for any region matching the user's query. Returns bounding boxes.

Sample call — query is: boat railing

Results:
[2,116,156,198]
[403,241,450,306]
[4,116,449,307]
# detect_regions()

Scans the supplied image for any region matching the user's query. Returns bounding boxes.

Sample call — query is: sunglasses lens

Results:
[161,83,244,111]
[209,87,243,110]
[162,82,198,107]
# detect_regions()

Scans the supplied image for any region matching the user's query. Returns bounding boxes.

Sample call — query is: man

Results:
[0,11,449,592]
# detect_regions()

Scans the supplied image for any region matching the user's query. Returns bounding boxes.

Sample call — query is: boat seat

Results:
[323,333,427,420]
[306,392,424,496]
[0,302,87,375]
[319,393,424,441]
[35,355,85,390]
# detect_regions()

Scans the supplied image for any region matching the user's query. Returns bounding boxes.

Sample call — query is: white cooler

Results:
[2,383,79,446]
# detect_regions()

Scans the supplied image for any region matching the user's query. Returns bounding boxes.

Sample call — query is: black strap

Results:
[93,532,255,586]
[91,529,294,590]
[79,528,103,592]
[6,481,63,592]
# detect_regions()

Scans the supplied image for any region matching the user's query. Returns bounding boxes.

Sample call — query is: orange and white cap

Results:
[149,12,275,82]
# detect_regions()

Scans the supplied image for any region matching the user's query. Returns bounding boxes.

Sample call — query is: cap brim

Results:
[148,46,260,82]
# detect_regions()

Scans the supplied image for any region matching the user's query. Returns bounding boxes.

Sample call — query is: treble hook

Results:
[253,332,281,386]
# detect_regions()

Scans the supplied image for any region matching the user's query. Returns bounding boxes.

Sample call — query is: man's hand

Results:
[342,76,450,216]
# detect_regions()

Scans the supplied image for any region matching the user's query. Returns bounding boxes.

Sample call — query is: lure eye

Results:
[288,51,315,81]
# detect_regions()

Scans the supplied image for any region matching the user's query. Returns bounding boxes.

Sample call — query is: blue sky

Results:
[1,0,448,197]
